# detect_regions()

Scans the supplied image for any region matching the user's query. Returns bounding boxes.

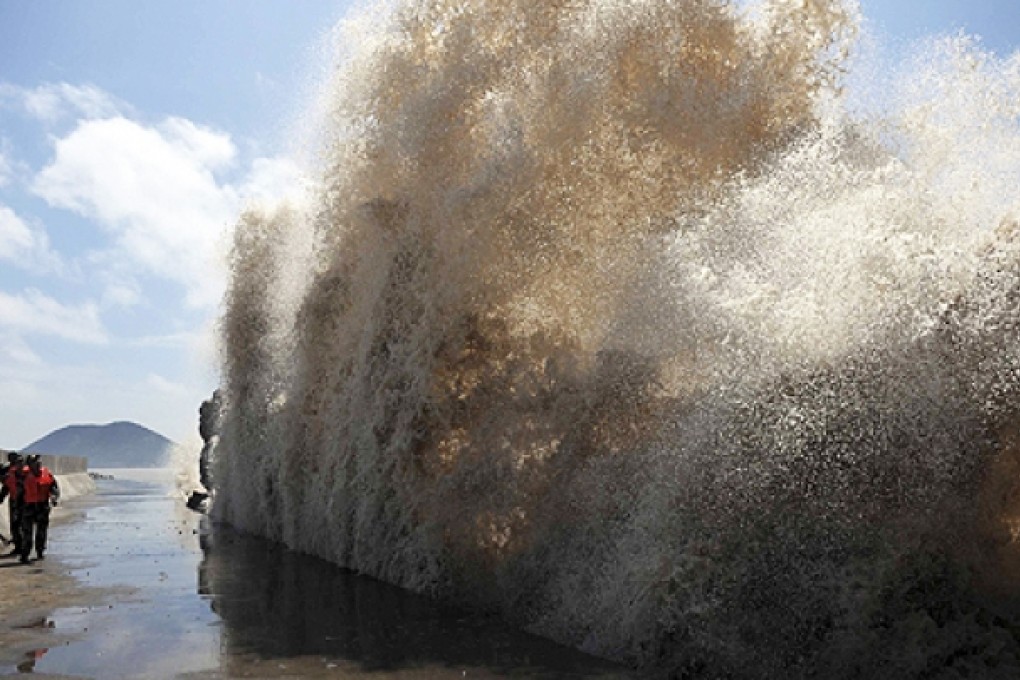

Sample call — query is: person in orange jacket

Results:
[20,455,59,564]
[0,451,27,556]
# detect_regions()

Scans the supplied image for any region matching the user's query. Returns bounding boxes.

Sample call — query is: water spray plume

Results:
[216,0,1020,675]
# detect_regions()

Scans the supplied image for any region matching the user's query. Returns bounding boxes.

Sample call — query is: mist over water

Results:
[215,0,1020,676]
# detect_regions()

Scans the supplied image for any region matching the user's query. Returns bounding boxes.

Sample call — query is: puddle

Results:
[10,470,633,679]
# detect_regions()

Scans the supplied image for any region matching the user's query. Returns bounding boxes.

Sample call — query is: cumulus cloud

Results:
[0,205,35,257]
[0,82,304,446]
[146,373,189,396]
[101,281,143,308]
[31,116,239,308]
[0,82,125,122]
[31,114,311,309]
[0,148,11,186]
[0,204,63,273]
[0,332,43,366]
[85,249,145,309]
[0,289,107,344]
[160,117,236,169]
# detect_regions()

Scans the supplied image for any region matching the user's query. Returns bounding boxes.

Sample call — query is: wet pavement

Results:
[1,470,634,679]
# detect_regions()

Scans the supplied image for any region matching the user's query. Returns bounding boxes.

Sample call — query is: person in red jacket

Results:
[0,451,27,556]
[20,455,59,564]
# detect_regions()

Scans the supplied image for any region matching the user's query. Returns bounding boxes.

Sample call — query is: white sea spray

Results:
[216,2,1020,676]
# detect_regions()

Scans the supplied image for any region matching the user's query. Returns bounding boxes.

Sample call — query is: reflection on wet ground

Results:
[6,470,633,679]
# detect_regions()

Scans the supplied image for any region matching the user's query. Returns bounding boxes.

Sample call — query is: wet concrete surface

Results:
[0,470,635,679]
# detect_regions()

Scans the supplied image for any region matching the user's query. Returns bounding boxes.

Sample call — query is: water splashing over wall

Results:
[216,1,1020,675]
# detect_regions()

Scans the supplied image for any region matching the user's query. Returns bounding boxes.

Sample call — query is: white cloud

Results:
[30,114,312,310]
[85,250,144,309]
[125,331,204,349]
[161,117,237,169]
[102,281,142,308]
[0,289,107,344]
[0,204,63,273]
[147,373,189,396]
[0,148,11,186]
[0,82,125,123]
[31,116,240,308]
[0,82,301,448]
[0,205,34,256]
[0,332,43,365]
[0,139,32,190]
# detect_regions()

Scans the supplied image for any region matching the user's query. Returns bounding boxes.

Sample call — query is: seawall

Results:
[33,454,88,475]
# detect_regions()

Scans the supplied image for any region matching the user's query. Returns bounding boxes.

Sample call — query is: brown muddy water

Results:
[2,470,633,679]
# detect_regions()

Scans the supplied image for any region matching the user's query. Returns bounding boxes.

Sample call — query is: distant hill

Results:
[23,421,175,469]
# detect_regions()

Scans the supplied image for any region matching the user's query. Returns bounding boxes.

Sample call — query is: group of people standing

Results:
[0,452,60,564]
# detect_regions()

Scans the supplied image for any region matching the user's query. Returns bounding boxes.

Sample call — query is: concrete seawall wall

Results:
[34,455,88,475]
[0,451,89,475]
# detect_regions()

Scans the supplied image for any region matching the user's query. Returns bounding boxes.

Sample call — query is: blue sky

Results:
[861,0,1019,55]
[0,0,348,448]
[0,0,1017,450]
